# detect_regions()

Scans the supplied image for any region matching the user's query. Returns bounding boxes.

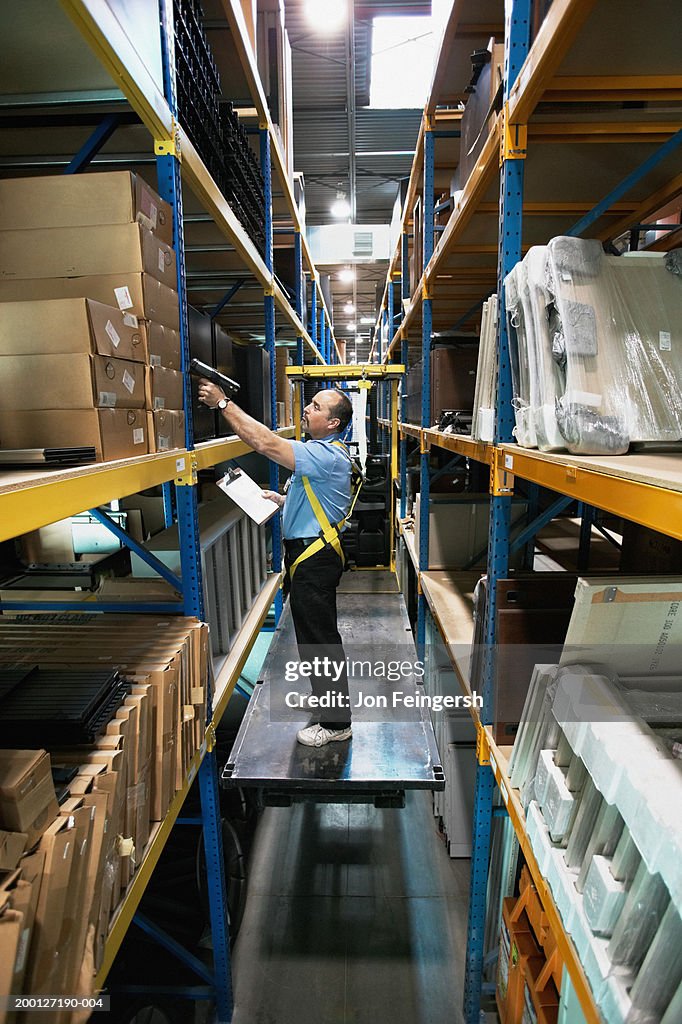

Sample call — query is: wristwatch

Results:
[216,398,229,410]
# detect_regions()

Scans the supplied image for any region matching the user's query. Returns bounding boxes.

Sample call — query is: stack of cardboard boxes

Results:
[0,615,208,1010]
[0,172,185,461]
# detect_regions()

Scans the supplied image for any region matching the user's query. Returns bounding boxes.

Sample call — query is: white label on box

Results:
[105,319,121,348]
[150,354,161,367]
[504,454,513,470]
[63,842,71,859]
[133,428,144,445]
[150,201,158,228]
[114,286,134,310]
[99,391,117,407]
[123,312,139,328]
[176,457,186,473]
[158,435,170,450]
[158,248,166,273]
[154,397,166,410]
[122,369,136,394]
[660,330,672,351]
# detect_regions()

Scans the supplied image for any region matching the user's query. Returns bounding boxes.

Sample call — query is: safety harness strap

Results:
[288,440,363,579]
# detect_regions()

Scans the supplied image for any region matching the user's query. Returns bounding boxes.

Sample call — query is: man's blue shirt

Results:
[282,433,351,539]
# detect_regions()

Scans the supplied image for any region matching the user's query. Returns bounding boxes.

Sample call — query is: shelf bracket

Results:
[490,451,515,496]
[175,452,198,487]
[476,724,490,767]
[154,119,182,161]
[500,102,527,164]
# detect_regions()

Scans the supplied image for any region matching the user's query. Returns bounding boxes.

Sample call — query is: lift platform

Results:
[221,572,445,807]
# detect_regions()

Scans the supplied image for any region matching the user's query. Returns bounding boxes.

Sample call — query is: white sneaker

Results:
[296,724,352,747]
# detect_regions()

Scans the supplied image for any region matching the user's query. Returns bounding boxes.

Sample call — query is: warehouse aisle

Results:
[231,789,470,1024]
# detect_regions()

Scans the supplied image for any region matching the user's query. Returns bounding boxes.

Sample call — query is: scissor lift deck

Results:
[222,573,445,807]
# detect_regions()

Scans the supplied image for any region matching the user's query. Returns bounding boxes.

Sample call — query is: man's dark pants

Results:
[284,539,351,730]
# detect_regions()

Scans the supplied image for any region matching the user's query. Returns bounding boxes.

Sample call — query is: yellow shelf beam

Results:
[95,573,281,990]
[0,429,296,543]
[499,445,682,542]
[285,364,405,380]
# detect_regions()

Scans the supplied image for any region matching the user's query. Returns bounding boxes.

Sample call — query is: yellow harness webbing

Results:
[288,440,363,579]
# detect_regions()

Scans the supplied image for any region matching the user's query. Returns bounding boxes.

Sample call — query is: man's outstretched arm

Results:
[197,379,295,470]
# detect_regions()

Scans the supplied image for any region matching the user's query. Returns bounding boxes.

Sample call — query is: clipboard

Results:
[216,467,280,526]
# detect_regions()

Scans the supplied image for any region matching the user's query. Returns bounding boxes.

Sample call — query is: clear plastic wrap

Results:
[523,246,566,451]
[505,261,537,447]
[472,294,497,441]
[546,238,682,455]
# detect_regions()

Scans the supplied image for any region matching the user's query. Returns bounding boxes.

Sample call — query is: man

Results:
[197,378,354,748]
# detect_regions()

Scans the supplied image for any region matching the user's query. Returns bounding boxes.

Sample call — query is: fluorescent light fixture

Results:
[338,267,355,283]
[330,195,351,218]
[304,0,347,33]
[360,316,374,325]
[343,302,356,315]
[355,335,364,344]
[346,322,356,332]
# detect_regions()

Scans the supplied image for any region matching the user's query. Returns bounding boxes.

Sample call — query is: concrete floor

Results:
[231,789,471,1024]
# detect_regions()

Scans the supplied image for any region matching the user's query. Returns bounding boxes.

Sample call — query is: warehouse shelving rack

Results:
[0,1,347,1018]
[373,0,682,1021]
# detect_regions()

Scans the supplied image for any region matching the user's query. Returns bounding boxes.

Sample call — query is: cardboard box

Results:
[0,298,148,362]
[145,364,184,411]
[0,273,180,330]
[10,850,44,1002]
[0,831,27,871]
[0,353,146,411]
[57,802,95,996]
[147,409,186,452]
[147,321,182,369]
[0,171,173,245]
[25,816,75,996]
[0,407,149,462]
[0,750,59,849]
[0,224,176,288]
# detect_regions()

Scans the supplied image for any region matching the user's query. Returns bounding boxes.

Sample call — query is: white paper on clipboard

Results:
[216,468,279,526]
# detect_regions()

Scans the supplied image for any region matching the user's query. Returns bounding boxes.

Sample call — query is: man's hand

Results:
[197,379,226,408]
[262,489,285,508]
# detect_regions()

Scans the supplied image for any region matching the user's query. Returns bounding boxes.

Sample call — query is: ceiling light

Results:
[346,322,356,332]
[338,267,355,283]
[330,193,351,219]
[343,302,355,315]
[304,0,347,33]
[355,335,364,344]
[360,316,374,325]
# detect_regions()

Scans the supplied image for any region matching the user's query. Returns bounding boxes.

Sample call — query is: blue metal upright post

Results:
[259,127,282,620]
[311,280,318,358]
[294,231,305,419]
[400,231,410,518]
[417,120,435,654]
[157,4,233,1020]
[463,2,531,1021]
[320,307,326,365]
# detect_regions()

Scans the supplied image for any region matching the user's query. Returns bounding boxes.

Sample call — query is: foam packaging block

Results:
[583,855,626,936]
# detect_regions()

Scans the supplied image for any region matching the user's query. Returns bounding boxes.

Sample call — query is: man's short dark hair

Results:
[329,389,353,433]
